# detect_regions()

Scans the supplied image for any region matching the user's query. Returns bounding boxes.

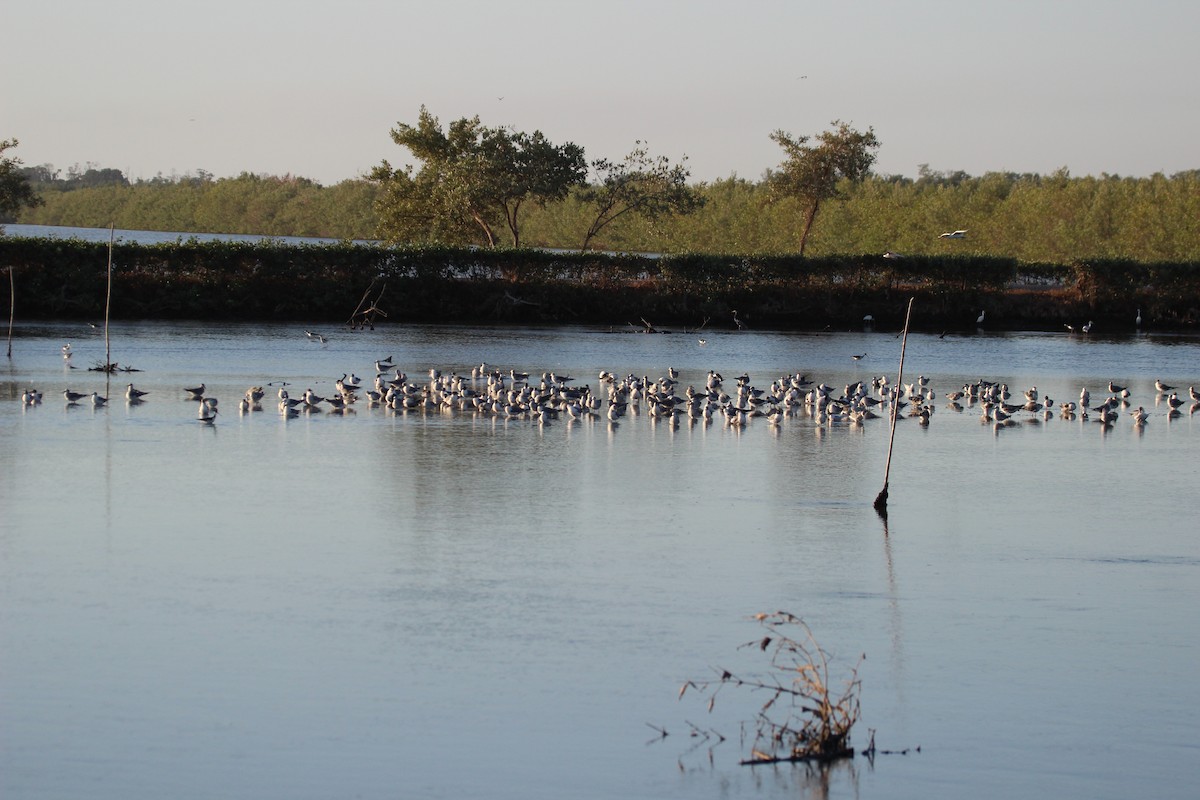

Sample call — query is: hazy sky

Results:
[5,0,1198,186]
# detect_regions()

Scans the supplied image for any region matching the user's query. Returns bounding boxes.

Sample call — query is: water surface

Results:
[2,321,1198,799]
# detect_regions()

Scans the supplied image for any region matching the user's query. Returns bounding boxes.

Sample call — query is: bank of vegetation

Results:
[11,166,1199,264]
[2,236,1197,331]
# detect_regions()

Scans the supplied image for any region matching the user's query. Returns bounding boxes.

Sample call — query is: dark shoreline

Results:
[2,237,1197,333]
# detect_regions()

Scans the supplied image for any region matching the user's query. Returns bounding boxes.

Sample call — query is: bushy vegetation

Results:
[13,166,1198,263]
[13,170,381,240]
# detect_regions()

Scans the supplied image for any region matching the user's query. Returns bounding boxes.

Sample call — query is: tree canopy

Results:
[576,143,705,251]
[1,139,43,221]
[768,121,879,255]
[371,107,586,248]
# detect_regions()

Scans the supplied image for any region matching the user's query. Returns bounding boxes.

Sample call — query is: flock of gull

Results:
[20,348,1200,434]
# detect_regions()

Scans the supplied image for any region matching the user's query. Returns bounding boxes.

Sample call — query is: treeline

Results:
[14,170,381,240]
[11,166,1200,262]
[2,237,1197,331]
[522,169,1200,263]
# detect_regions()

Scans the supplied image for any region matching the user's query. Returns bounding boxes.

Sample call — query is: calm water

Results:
[2,320,1199,800]
[1,222,367,246]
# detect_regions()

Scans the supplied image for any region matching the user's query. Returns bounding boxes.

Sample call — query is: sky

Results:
[5,0,1198,186]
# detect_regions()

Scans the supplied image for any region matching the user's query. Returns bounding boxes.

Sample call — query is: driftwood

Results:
[681,612,863,766]
[348,280,389,329]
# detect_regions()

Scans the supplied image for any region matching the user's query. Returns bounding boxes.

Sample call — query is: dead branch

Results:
[682,612,864,765]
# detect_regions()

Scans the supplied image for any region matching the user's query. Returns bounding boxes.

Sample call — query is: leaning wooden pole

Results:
[104,224,114,370]
[874,297,915,518]
[6,266,14,359]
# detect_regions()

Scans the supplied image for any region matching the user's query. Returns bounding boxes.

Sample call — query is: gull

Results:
[1132,406,1149,426]
[1155,379,1175,393]
[697,338,707,346]
[197,398,219,423]
[1190,386,1200,402]
[126,383,150,400]
[63,389,87,404]
[375,358,393,373]
[185,383,205,400]
[1166,393,1185,411]
[278,389,304,409]
[62,343,73,359]
[91,392,108,407]
[1108,381,1127,394]
[304,330,327,343]
[939,229,967,239]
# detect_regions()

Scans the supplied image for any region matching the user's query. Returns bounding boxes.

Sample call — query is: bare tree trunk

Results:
[797,199,820,257]
[469,210,496,247]
[504,199,523,248]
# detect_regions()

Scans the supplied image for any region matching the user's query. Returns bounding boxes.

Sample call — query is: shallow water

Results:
[2,320,1199,800]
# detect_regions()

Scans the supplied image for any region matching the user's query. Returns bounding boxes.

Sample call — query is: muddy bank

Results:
[2,237,1197,332]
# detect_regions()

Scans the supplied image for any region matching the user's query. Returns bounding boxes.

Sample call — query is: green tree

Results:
[1,139,43,222]
[768,121,879,256]
[577,143,705,251]
[371,106,586,247]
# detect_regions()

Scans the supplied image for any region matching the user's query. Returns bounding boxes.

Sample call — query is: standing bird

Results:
[63,389,87,404]
[1081,320,1093,333]
[185,383,206,400]
[91,392,108,407]
[976,309,986,326]
[126,383,150,401]
[1154,379,1175,393]
[1135,308,1142,328]
[198,398,219,423]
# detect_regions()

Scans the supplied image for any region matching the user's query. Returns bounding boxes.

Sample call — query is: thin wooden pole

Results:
[874,297,915,517]
[6,266,14,359]
[105,224,114,370]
